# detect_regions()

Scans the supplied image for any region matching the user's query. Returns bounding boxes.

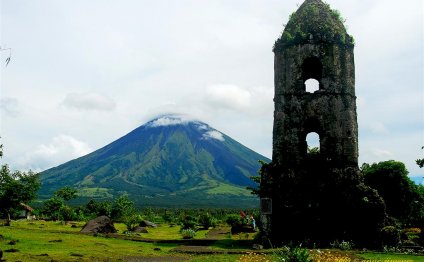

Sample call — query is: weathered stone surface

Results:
[80,216,117,234]
[261,0,386,247]
[139,220,157,228]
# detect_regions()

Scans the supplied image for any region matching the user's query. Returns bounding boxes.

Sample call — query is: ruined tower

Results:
[260,0,386,246]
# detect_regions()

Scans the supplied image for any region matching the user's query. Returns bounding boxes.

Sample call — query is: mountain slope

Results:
[40,115,270,207]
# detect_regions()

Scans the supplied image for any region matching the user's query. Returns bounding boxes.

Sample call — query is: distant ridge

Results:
[39,115,270,208]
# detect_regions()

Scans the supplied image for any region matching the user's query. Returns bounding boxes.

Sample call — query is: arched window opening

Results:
[305,78,319,93]
[306,132,320,154]
[302,57,323,92]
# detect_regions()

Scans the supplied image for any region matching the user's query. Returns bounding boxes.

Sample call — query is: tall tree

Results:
[0,166,40,225]
[362,160,423,226]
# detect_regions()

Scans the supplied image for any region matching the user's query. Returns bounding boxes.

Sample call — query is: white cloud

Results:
[147,115,199,127]
[0,0,422,178]
[205,84,252,111]
[62,92,116,111]
[202,130,225,142]
[22,135,92,171]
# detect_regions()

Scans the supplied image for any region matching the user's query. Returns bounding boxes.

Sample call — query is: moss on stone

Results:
[274,0,354,52]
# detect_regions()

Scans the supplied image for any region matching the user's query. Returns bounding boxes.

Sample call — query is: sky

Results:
[0,0,423,178]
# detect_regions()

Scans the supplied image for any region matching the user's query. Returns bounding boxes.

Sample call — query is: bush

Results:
[225,214,242,227]
[124,213,142,232]
[273,246,312,262]
[330,240,354,250]
[181,229,196,239]
[381,226,401,247]
[198,212,218,229]
[180,215,198,230]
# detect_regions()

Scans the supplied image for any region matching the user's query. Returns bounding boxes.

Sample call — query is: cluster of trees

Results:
[361,160,424,228]
[0,144,40,225]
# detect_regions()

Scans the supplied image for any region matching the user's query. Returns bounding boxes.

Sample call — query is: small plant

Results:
[273,246,312,262]
[181,229,196,239]
[330,240,354,250]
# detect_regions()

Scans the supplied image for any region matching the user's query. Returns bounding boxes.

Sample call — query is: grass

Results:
[0,222,177,261]
[358,252,424,261]
[1,220,424,262]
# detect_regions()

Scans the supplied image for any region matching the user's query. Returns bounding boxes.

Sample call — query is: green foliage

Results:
[198,212,218,229]
[330,240,354,250]
[416,146,424,168]
[41,197,65,220]
[380,226,401,247]
[225,214,241,227]
[59,205,78,222]
[0,164,40,223]
[180,228,196,239]
[247,160,269,196]
[54,186,77,201]
[84,199,112,217]
[110,195,136,221]
[274,0,354,51]
[123,213,142,232]
[307,146,320,154]
[180,214,198,230]
[362,160,424,226]
[273,246,313,262]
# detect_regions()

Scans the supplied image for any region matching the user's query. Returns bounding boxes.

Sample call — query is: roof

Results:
[20,203,34,212]
[273,0,354,51]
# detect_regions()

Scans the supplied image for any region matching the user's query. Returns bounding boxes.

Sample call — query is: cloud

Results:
[202,130,225,142]
[62,92,116,111]
[0,97,20,117]
[205,84,251,111]
[147,114,198,127]
[24,134,92,171]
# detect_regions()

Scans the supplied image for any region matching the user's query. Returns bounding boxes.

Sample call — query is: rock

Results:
[139,220,157,228]
[133,226,148,233]
[80,216,117,234]
[252,244,263,250]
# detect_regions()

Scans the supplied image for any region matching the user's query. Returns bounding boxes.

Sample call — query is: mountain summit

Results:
[40,115,270,207]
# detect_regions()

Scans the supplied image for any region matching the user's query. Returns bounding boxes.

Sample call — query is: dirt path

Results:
[204,226,231,240]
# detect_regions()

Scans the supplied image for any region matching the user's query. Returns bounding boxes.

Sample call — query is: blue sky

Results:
[0,0,423,177]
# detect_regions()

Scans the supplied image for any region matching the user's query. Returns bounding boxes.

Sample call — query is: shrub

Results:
[273,246,312,262]
[181,229,196,239]
[180,215,198,230]
[381,226,401,247]
[225,214,242,227]
[330,240,354,250]
[124,213,142,232]
[198,212,218,229]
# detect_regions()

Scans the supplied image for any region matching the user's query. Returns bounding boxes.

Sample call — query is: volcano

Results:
[40,115,270,207]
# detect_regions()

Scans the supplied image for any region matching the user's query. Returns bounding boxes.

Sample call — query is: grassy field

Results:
[0,220,423,261]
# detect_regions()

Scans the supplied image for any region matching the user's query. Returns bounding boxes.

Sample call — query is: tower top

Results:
[273,0,354,52]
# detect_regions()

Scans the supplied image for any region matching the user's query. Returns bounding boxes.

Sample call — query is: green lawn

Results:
[1,220,423,262]
[358,252,424,262]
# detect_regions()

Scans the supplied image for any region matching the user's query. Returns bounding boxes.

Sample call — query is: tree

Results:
[0,165,40,225]
[110,195,136,221]
[54,186,77,201]
[417,146,424,168]
[42,186,78,221]
[362,160,424,226]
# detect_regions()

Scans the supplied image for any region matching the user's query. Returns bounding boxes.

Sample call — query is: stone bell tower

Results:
[260,0,386,247]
